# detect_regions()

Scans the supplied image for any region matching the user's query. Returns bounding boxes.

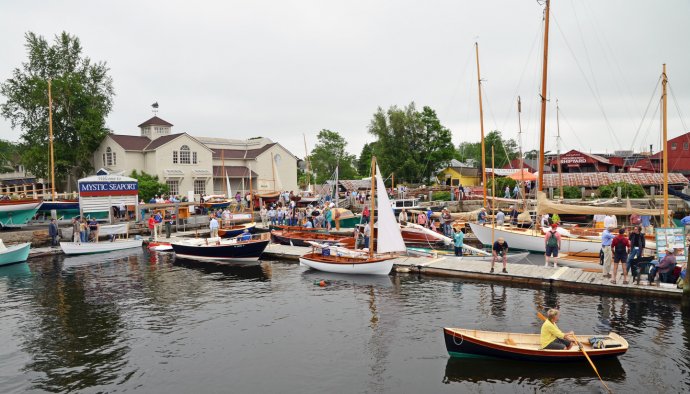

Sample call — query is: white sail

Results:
[225,171,232,198]
[375,164,406,253]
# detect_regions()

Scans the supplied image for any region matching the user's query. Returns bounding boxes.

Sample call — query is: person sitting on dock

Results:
[611,228,631,284]
[648,249,677,285]
[453,228,465,257]
[544,223,561,268]
[541,309,576,350]
[491,238,509,274]
[478,208,487,225]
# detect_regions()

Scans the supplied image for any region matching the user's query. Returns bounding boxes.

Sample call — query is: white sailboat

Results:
[299,157,405,275]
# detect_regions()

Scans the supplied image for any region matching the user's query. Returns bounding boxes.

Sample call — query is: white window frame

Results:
[173,151,178,164]
[166,179,179,195]
[180,145,191,164]
[194,179,206,195]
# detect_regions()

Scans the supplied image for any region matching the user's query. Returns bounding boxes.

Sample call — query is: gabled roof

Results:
[109,134,151,151]
[212,143,277,159]
[144,133,185,150]
[138,116,173,128]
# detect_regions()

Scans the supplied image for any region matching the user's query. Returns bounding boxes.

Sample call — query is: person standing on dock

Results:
[362,205,370,224]
[441,208,452,237]
[453,228,465,256]
[544,223,561,268]
[148,214,156,240]
[611,228,631,284]
[398,208,408,224]
[512,184,519,199]
[626,226,645,280]
[601,226,615,278]
[491,238,509,274]
[604,215,617,229]
[495,208,505,226]
[48,218,59,247]
[504,186,511,199]
[209,216,219,238]
[509,206,519,226]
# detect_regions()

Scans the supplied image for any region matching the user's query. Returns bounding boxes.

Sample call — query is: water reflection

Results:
[20,259,131,393]
[443,356,626,385]
[173,257,271,281]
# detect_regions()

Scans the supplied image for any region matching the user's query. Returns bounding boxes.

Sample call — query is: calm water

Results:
[0,251,689,394]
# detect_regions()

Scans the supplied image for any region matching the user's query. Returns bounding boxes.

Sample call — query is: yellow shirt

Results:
[540,319,565,349]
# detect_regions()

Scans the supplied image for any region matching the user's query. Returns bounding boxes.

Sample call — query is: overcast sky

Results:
[1,0,689,160]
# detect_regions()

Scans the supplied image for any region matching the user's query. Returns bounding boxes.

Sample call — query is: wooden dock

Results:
[394,255,683,298]
[24,239,684,299]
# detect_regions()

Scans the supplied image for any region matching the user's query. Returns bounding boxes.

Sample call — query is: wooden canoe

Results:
[444,328,628,362]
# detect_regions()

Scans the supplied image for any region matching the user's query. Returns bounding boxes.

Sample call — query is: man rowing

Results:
[541,309,577,350]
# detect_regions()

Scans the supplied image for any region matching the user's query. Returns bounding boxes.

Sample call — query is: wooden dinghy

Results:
[444,328,628,362]
[218,222,256,238]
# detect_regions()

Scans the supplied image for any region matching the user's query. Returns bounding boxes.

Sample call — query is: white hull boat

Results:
[469,223,601,254]
[60,239,143,255]
[299,255,395,275]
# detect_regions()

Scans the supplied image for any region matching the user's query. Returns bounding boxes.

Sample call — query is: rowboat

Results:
[171,234,270,262]
[299,253,395,275]
[60,239,144,255]
[0,240,31,266]
[444,328,628,362]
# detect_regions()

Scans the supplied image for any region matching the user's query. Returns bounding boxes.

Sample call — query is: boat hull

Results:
[299,252,395,275]
[444,328,628,362]
[171,239,269,262]
[39,200,80,211]
[469,223,601,254]
[60,239,143,255]
[271,230,355,248]
[0,200,42,227]
[0,242,31,266]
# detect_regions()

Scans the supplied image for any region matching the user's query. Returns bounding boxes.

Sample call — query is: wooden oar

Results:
[537,312,612,393]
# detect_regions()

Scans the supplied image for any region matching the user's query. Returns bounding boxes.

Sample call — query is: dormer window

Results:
[104,147,116,166]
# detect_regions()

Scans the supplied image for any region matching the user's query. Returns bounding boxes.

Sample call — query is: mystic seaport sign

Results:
[78,176,139,197]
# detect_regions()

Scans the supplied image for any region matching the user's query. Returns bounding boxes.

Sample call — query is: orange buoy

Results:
[319,280,326,287]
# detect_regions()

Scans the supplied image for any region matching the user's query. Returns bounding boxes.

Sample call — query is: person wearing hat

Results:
[544,223,561,267]
[601,226,615,278]
[478,207,487,225]
[491,237,509,273]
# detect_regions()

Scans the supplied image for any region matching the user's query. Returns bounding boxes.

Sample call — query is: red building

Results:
[648,132,690,178]
[548,150,622,173]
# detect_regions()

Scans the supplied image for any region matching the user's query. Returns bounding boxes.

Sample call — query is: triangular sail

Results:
[225,171,232,199]
[375,164,406,253]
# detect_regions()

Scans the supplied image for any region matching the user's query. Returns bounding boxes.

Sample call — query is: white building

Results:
[92,116,299,199]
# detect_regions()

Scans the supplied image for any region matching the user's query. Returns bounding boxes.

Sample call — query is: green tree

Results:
[0,31,114,188]
[130,170,169,202]
[309,129,358,184]
[368,103,455,183]
[357,142,376,177]
[0,139,20,173]
[597,182,645,198]
[456,130,519,169]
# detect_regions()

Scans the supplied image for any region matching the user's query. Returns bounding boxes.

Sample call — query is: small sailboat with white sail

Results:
[299,157,405,275]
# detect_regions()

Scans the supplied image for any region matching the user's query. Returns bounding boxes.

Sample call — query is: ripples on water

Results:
[0,250,688,393]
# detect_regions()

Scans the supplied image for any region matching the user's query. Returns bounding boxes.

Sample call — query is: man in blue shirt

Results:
[478,208,487,224]
[453,228,465,256]
[681,214,690,226]
[601,227,615,278]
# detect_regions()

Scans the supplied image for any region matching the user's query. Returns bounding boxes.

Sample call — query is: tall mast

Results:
[517,96,526,210]
[475,42,487,207]
[556,99,563,199]
[249,162,253,212]
[369,156,376,258]
[491,146,495,245]
[48,80,56,200]
[335,165,339,208]
[271,152,277,192]
[538,0,551,192]
[303,133,311,192]
[221,148,227,197]
[662,64,669,227]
